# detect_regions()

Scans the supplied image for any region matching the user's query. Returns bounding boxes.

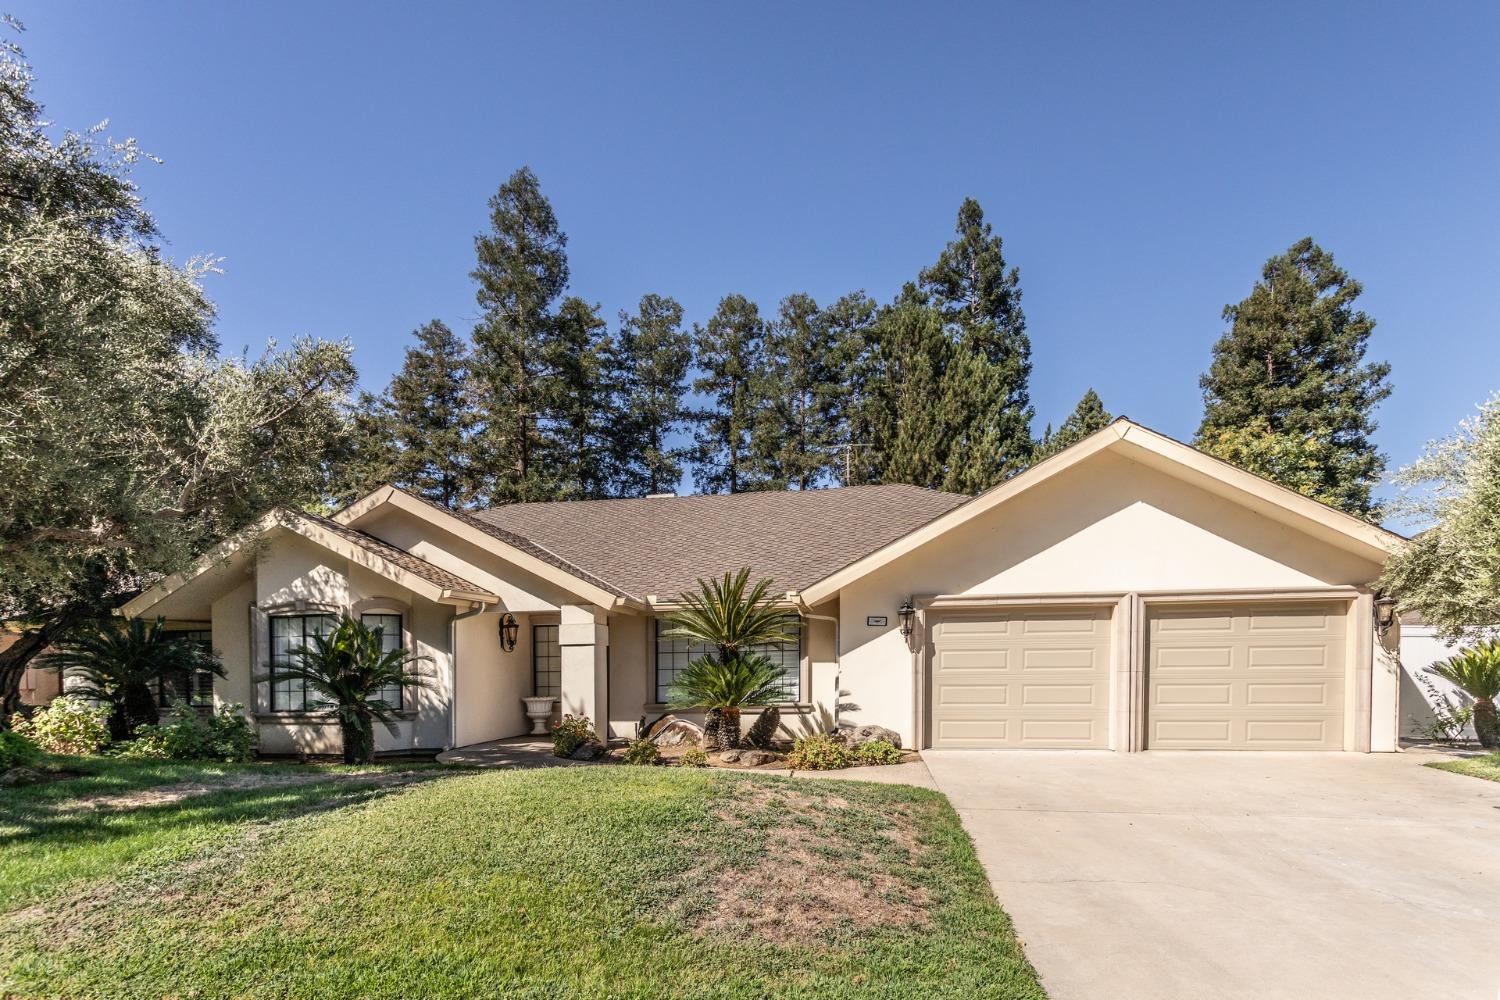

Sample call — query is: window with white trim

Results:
[654,617,801,704]
[533,624,560,698]
[360,612,404,711]
[269,613,336,712]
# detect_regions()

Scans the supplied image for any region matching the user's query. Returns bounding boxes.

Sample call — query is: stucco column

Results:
[559,604,609,737]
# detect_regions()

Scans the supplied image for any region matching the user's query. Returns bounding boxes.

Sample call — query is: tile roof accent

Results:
[468,484,970,601]
[296,510,492,597]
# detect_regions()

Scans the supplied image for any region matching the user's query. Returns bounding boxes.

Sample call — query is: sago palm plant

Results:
[666,653,788,751]
[269,615,429,764]
[41,617,223,741]
[663,569,794,750]
[1427,641,1500,748]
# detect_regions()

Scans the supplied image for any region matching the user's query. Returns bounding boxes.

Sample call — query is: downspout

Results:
[447,602,490,751]
[793,593,842,733]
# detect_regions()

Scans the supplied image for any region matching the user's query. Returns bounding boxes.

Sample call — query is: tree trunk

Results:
[0,601,97,722]
[1476,698,1498,749]
[116,681,160,740]
[703,708,723,751]
[719,707,742,750]
[341,716,375,765]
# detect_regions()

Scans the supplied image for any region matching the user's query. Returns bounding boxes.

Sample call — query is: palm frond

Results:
[1428,641,1500,701]
[262,615,430,736]
[661,568,794,657]
[666,652,788,711]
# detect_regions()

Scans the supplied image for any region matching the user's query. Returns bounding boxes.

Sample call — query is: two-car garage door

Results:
[929,601,1349,750]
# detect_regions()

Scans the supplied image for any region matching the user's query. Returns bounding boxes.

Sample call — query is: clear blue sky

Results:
[15,2,1500,501]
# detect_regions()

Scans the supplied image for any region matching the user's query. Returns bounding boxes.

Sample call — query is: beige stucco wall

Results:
[837,452,1387,748]
[453,609,534,746]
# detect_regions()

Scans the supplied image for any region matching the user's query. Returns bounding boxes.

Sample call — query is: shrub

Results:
[853,739,904,766]
[120,701,256,762]
[679,747,708,768]
[786,732,852,771]
[1416,675,1474,741]
[0,730,42,770]
[622,737,661,766]
[10,696,111,756]
[552,714,596,758]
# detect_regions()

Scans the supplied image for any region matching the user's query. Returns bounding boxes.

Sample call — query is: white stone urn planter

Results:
[522,697,558,736]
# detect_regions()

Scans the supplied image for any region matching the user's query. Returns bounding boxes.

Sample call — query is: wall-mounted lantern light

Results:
[498,612,519,652]
[1374,595,1397,638]
[898,600,915,638]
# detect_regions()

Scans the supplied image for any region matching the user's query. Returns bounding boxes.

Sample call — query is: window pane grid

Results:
[361,613,404,711]
[654,617,801,703]
[269,614,336,712]
[533,624,560,698]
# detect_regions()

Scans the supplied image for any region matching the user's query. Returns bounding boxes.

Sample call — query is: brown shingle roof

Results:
[468,484,970,601]
[295,510,493,597]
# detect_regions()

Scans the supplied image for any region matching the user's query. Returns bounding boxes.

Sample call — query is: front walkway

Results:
[437,737,936,788]
[922,748,1500,1000]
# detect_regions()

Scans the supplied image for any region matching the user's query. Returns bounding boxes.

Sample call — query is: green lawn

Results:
[0,755,443,911]
[1,764,1044,999]
[1426,752,1500,783]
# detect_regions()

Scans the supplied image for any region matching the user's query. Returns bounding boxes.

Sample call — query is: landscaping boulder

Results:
[568,741,606,761]
[718,750,742,763]
[839,725,903,750]
[0,767,42,787]
[738,749,779,767]
[645,714,704,748]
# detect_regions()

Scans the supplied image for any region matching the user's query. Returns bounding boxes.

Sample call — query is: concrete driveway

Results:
[922,750,1500,1000]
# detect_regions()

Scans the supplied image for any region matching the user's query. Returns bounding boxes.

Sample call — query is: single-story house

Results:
[120,418,1407,756]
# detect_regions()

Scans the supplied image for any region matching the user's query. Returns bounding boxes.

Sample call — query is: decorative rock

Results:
[738,749,778,767]
[718,750,742,763]
[0,767,42,787]
[645,714,705,747]
[841,725,903,750]
[568,741,606,761]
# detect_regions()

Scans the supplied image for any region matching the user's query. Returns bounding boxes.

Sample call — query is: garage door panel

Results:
[1245,682,1333,706]
[1246,645,1330,669]
[1155,682,1232,706]
[931,606,1112,749]
[937,685,1009,707]
[1022,683,1099,706]
[1020,719,1098,744]
[1147,602,1346,750]
[1023,647,1101,670]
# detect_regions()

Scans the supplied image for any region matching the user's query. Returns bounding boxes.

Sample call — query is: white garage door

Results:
[1146,601,1347,750]
[929,607,1113,748]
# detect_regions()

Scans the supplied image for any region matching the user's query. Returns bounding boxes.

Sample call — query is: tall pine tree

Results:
[356,320,477,506]
[920,198,1035,492]
[545,296,612,500]
[846,294,952,490]
[691,294,768,494]
[1036,388,1112,458]
[609,294,692,496]
[470,167,570,503]
[1196,238,1392,515]
[749,293,849,489]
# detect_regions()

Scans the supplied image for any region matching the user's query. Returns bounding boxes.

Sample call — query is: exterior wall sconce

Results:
[898,600,915,637]
[1374,595,1397,638]
[498,612,519,652]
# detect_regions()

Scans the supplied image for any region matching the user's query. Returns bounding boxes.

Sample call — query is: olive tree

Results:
[0,20,356,716]
[1379,393,1500,646]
